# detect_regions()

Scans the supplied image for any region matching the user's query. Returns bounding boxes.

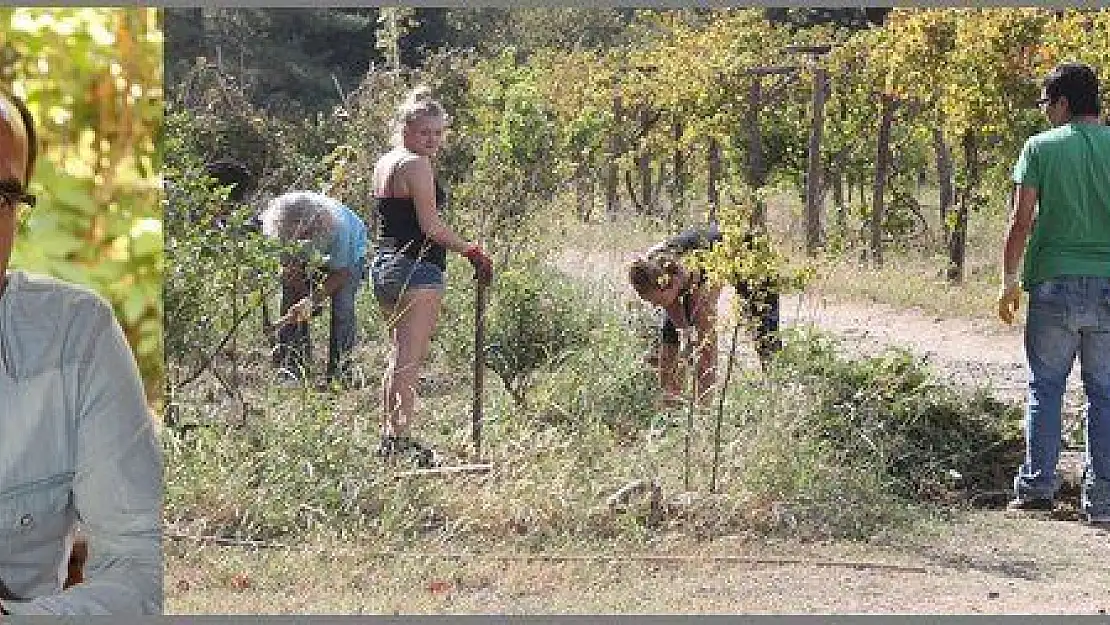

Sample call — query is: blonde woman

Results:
[371,86,492,466]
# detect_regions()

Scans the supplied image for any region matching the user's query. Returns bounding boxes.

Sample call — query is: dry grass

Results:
[765,186,1009,321]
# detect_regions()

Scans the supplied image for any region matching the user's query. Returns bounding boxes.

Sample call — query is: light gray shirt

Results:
[0,270,163,614]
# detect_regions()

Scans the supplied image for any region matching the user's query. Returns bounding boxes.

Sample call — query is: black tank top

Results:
[375,181,448,271]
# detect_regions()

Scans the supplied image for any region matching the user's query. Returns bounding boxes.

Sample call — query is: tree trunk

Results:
[933,125,954,245]
[606,90,622,220]
[707,137,721,223]
[576,163,592,222]
[671,117,685,227]
[947,130,977,284]
[831,169,845,233]
[805,65,828,256]
[638,105,653,214]
[870,94,898,268]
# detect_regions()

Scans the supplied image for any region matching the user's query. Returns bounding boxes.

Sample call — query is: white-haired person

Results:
[0,91,162,614]
[259,190,368,387]
[371,85,492,467]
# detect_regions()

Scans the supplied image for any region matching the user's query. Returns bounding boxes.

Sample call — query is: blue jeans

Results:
[275,258,365,382]
[1014,276,1110,517]
[327,258,365,381]
[370,251,446,309]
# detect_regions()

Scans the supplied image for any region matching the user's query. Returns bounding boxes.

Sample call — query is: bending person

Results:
[629,223,781,405]
[259,190,368,387]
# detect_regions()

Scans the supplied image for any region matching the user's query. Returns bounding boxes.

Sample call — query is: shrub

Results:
[480,260,602,406]
[769,328,1024,500]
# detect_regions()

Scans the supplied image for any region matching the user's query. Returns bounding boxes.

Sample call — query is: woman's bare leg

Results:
[379,288,444,438]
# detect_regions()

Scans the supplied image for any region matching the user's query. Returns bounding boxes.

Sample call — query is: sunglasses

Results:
[0,180,35,211]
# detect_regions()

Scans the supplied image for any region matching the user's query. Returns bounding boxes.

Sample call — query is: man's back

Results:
[1016,122,1110,285]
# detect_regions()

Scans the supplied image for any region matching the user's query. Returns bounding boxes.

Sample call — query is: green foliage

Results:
[165,8,380,117]
[2,8,163,399]
[162,110,281,403]
[694,185,815,293]
[445,8,637,57]
[772,328,1024,500]
[481,261,600,406]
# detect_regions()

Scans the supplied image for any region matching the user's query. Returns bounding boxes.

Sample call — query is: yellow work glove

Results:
[997,275,1021,325]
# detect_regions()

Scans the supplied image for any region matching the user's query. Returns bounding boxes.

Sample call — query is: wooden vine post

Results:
[785,44,834,257]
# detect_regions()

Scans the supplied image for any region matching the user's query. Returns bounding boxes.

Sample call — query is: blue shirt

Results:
[322,197,367,273]
[0,270,163,615]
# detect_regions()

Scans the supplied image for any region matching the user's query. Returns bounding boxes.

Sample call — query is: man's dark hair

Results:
[3,91,38,185]
[1044,62,1100,117]
[204,160,254,202]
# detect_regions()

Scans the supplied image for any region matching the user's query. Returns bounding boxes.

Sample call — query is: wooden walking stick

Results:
[711,319,743,494]
[683,333,697,493]
[472,276,488,458]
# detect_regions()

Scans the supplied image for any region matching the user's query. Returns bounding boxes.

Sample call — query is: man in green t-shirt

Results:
[999,62,1110,525]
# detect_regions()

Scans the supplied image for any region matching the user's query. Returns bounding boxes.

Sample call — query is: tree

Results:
[2,8,163,399]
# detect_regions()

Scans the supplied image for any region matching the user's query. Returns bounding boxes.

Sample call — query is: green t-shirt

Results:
[1012,121,1110,288]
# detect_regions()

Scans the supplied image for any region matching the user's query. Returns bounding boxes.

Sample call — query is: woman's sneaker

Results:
[376,435,440,468]
[397,436,441,469]
[375,435,400,458]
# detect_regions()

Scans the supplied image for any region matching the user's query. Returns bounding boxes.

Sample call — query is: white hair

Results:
[259,191,339,242]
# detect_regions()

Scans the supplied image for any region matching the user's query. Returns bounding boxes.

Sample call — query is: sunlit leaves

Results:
[2,8,163,397]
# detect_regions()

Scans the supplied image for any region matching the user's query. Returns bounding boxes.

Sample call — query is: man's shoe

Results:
[1083,510,1110,526]
[1006,496,1055,512]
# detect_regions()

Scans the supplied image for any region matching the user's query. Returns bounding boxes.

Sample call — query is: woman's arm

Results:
[692,285,721,403]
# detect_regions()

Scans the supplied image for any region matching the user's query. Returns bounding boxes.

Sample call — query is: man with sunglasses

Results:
[999,63,1110,526]
[0,91,162,613]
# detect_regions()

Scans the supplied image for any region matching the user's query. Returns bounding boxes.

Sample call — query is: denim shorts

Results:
[371,251,446,307]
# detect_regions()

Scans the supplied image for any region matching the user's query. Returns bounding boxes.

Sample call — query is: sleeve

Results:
[665,228,705,253]
[5,302,164,615]
[647,226,714,257]
[1012,137,1039,189]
